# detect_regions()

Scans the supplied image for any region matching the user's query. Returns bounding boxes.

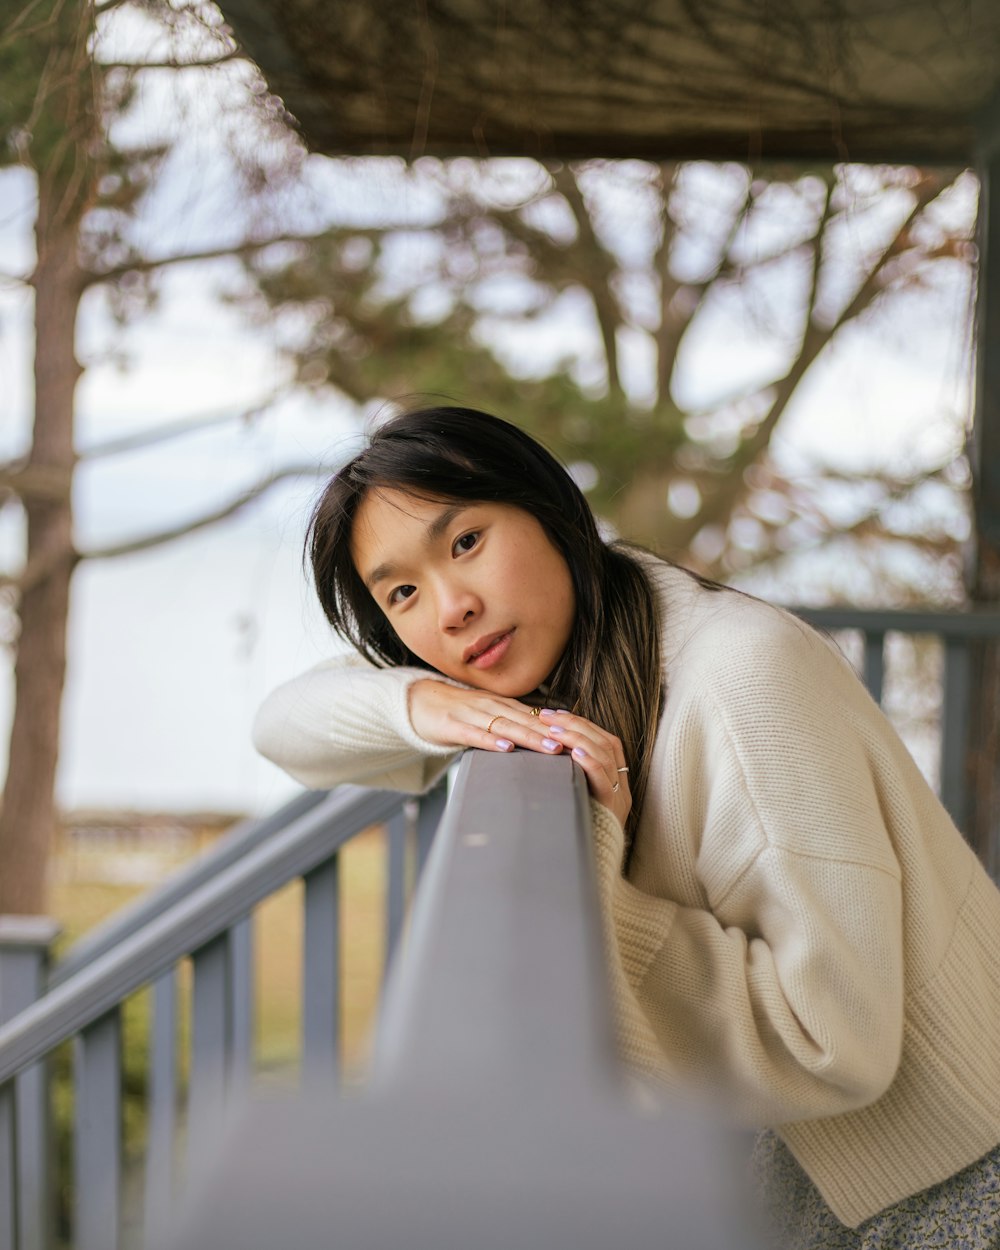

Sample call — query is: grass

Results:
[50,822,390,1076]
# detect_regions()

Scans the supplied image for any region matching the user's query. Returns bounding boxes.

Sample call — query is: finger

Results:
[572,745,628,795]
[473,708,569,756]
[569,743,631,820]
[464,716,517,753]
[467,708,562,756]
[539,709,626,770]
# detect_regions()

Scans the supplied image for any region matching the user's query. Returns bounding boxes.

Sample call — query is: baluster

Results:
[74,1009,122,1250]
[415,781,447,882]
[302,857,340,1080]
[189,935,232,1157]
[229,918,254,1093]
[0,916,60,1250]
[862,630,885,705]
[0,1082,14,1250]
[385,807,409,975]
[941,637,973,831]
[143,970,176,1242]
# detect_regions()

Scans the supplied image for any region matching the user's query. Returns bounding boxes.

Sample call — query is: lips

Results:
[464,628,514,669]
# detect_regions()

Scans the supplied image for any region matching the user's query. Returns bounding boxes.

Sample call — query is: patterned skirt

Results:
[751,1130,1000,1249]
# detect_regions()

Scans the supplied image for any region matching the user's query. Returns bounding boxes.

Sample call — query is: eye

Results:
[453,530,479,555]
[388,584,416,606]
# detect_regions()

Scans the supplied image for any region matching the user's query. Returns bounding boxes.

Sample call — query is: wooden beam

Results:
[964,93,1000,873]
[974,91,1000,557]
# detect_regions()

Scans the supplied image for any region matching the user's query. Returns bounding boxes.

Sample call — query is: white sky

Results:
[0,15,978,815]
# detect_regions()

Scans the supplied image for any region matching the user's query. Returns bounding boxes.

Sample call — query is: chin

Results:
[470,671,539,699]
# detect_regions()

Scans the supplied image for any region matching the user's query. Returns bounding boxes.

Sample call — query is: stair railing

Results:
[0,779,447,1250]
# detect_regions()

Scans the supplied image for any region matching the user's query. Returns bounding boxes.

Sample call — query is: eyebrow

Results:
[363,503,469,592]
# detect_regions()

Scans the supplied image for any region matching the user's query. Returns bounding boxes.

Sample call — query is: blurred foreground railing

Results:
[163,751,757,1250]
[0,781,446,1250]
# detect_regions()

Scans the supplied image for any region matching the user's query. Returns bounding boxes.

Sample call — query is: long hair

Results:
[307,406,664,856]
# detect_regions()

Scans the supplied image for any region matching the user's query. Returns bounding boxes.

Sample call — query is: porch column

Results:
[0,916,61,1250]
[969,97,1000,876]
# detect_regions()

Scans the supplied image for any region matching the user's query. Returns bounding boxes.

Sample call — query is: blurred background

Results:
[0,0,984,1070]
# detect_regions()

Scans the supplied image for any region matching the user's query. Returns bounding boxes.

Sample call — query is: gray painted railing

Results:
[792,605,1000,853]
[0,780,447,1250]
[2,606,997,1248]
[49,789,330,989]
[165,751,759,1250]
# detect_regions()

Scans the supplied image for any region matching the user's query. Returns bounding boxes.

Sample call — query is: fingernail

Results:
[572,747,587,760]
[539,708,557,717]
[547,725,564,735]
[496,738,514,751]
[542,738,561,751]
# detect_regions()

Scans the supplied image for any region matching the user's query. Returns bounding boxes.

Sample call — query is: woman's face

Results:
[350,489,576,697]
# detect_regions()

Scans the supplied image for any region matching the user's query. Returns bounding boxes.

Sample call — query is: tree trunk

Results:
[0,0,97,914]
[0,173,83,914]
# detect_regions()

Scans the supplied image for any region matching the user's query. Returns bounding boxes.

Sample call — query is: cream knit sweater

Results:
[253,560,1000,1228]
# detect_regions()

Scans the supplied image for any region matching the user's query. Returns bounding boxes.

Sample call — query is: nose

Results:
[436,579,482,631]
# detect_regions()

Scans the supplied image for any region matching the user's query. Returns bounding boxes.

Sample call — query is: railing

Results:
[3,605,997,1248]
[164,751,757,1250]
[792,605,1000,871]
[0,781,446,1250]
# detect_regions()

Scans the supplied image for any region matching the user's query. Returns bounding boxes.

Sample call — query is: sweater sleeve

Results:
[252,654,460,793]
[590,612,907,1126]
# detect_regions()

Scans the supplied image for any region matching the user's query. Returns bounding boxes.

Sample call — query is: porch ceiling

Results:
[218,0,1000,164]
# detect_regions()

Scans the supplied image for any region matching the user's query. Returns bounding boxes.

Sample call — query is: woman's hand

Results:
[408,680,632,828]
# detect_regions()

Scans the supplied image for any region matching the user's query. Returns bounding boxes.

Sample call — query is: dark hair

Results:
[307,405,664,855]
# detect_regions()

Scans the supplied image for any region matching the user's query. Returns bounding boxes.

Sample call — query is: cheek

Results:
[390,611,442,665]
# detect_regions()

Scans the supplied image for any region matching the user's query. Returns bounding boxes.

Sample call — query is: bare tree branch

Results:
[550,164,626,399]
[655,167,756,394]
[0,0,61,49]
[80,227,410,289]
[0,464,72,503]
[98,51,243,71]
[81,464,327,561]
[76,392,286,460]
[663,169,956,551]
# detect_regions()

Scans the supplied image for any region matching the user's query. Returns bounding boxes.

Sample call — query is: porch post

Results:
[970,98,1000,876]
[0,917,62,1250]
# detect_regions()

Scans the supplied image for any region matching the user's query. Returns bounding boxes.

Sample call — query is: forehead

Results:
[349,489,458,569]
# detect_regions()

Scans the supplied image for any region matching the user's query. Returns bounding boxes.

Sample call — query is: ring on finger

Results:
[616,766,629,774]
[529,706,541,718]
[486,715,502,735]
[612,780,621,794]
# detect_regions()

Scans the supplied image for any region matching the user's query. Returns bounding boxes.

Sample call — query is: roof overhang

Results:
[219,0,1000,165]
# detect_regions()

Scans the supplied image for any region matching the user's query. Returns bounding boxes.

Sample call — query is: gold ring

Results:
[486,715,501,734]
[529,707,541,717]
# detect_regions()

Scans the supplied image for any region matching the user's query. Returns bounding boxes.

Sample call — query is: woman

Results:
[254,406,1000,1246]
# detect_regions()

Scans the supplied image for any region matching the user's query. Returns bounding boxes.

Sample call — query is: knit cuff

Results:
[381,667,468,760]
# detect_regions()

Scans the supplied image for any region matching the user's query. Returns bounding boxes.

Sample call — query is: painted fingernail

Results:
[495,738,514,751]
[542,738,561,751]
[572,747,587,760]
[539,708,557,717]
[547,725,564,735]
